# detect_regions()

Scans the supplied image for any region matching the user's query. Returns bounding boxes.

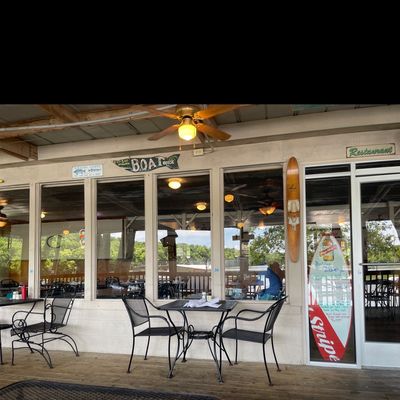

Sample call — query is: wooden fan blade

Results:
[195,104,246,119]
[148,124,180,140]
[196,123,231,141]
[138,106,179,120]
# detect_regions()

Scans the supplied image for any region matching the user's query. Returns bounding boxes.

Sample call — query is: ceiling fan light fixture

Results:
[168,178,182,190]
[259,206,276,215]
[195,202,207,211]
[224,193,235,203]
[178,117,197,141]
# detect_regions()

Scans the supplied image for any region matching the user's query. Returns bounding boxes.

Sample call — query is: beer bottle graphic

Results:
[322,235,334,262]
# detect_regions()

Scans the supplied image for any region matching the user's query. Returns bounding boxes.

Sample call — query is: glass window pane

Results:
[361,180,400,343]
[40,185,84,298]
[224,169,285,301]
[157,175,210,299]
[0,189,29,298]
[306,176,355,363]
[96,180,145,299]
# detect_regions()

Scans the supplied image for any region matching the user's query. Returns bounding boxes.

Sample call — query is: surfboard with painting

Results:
[308,233,352,362]
[286,156,300,262]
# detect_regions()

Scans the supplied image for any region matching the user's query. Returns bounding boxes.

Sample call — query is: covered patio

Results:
[0,349,398,400]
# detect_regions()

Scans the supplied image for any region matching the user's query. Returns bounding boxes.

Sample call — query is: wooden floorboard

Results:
[0,349,399,399]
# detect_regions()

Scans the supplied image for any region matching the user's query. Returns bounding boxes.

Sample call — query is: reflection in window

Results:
[40,185,84,298]
[96,180,145,299]
[157,175,210,299]
[306,176,355,363]
[0,189,29,298]
[224,169,285,301]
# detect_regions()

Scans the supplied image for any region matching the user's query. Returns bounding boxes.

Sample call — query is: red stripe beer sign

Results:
[308,233,352,362]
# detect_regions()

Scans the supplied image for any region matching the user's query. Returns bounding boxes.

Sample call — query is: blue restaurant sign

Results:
[114,154,180,173]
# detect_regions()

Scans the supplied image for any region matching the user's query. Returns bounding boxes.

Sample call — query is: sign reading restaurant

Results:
[346,143,395,158]
[113,154,180,173]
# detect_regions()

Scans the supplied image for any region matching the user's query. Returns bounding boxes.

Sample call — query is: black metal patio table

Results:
[159,299,237,383]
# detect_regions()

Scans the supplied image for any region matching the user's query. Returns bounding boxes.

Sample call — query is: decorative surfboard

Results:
[286,156,300,262]
[308,233,352,362]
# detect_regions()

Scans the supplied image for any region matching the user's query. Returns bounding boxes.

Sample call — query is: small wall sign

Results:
[114,154,180,173]
[72,164,103,178]
[346,144,395,158]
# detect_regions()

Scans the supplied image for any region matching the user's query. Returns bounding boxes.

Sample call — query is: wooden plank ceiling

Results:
[0,104,380,161]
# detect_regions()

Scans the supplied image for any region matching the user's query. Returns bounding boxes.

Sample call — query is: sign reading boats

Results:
[114,154,180,173]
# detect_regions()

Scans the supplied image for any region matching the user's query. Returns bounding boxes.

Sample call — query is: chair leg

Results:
[0,332,3,365]
[234,337,238,364]
[167,335,172,378]
[220,337,233,366]
[270,335,281,371]
[127,335,135,373]
[144,335,150,360]
[56,334,79,357]
[169,334,181,379]
[11,340,16,365]
[263,342,273,386]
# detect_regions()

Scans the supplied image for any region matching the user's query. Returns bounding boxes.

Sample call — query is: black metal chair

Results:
[221,295,287,385]
[0,322,12,364]
[122,296,183,378]
[11,292,79,368]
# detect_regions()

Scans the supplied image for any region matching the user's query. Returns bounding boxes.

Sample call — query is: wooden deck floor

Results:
[0,349,399,400]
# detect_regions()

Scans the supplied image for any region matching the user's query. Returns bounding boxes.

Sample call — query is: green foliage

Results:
[224,247,238,260]
[248,225,286,267]
[176,243,211,265]
[366,221,400,262]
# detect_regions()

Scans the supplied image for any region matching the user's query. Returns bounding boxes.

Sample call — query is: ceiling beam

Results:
[0,139,38,161]
[39,104,80,122]
[0,105,171,139]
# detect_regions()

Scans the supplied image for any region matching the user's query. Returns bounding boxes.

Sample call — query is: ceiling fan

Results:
[145,104,245,142]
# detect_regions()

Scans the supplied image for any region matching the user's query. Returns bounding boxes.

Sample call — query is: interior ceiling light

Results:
[0,199,8,206]
[41,211,46,219]
[0,206,8,228]
[224,193,235,203]
[259,206,276,215]
[63,229,70,235]
[236,221,245,229]
[178,116,197,141]
[195,202,207,211]
[167,178,182,190]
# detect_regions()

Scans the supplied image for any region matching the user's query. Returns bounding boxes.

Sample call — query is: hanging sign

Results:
[113,154,180,173]
[346,143,395,158]
[72,164,103,178]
